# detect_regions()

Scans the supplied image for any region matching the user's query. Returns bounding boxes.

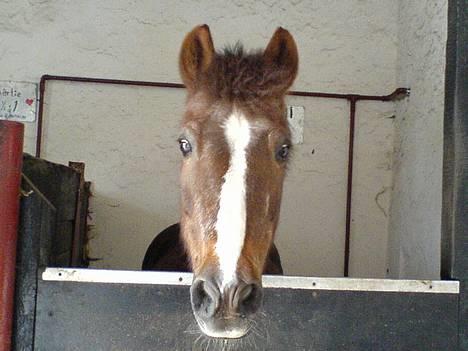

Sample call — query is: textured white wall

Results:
[0,1,399,277]
[387,1,448,279]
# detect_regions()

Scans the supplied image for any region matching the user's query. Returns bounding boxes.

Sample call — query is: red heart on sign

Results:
[25,98,34,106]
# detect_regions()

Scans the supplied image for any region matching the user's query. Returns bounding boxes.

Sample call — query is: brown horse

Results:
[147,24,298,339]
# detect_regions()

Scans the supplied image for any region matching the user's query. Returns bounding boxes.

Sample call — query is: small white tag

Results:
[0,81,38,122]
[287,105,304,144]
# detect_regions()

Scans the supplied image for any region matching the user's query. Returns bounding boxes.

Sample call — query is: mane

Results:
[201,43,291,100]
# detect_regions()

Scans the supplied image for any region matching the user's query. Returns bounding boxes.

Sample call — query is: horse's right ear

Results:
[263,27,298,94]
[179,25,215,91]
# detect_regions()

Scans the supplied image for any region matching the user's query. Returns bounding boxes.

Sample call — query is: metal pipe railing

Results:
[35,74,409,277]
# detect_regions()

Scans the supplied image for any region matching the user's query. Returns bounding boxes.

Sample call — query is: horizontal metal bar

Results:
[42,268,459,294]
[40,75,410,101]
[41,75,184,89]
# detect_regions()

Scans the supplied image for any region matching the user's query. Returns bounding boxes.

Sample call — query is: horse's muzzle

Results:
[190,275,263,338]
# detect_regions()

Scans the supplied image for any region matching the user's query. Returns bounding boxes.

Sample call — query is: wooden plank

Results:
[460,280,468,351]
[21,154,91,268]
[13,177,56,351]
[22,154,80,267]
[67,162,89,267]
[442,2,468,349]
[53,222,73,258]
[41,268,459,294]
[22,154,79,222]
[442,0,468,281]
[34,272,459,351]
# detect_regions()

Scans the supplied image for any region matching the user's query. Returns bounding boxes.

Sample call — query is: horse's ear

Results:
[263,27,299,94]
[179,25,215,91]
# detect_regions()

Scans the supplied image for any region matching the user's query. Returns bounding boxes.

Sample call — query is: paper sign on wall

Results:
[0,81,37,122]
[287,105,304,144]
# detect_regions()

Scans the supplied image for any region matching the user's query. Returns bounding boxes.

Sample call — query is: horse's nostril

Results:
[192,280,208,308]
[234,282,262,317]
[190,278,220,318]
[238,283,253,301]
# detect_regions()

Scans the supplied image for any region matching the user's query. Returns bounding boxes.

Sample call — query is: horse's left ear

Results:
[263,27,299,94]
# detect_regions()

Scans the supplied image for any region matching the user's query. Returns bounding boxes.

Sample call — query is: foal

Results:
[177,25,298,338]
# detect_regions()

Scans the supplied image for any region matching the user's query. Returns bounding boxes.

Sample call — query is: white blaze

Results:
[215,111,251,288]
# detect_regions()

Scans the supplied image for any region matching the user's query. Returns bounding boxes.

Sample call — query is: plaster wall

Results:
[387,1,448,279]
[0,0,399,277]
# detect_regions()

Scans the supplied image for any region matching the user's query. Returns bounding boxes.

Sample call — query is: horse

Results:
[144,24,298,339]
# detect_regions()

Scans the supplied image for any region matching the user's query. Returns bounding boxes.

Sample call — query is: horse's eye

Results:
[276,144,290,161]
[178,138,192,156]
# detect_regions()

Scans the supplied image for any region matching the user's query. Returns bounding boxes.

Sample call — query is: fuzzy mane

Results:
[200,44,293,100]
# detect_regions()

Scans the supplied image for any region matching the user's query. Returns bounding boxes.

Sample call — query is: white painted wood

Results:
[42,268,459,294]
